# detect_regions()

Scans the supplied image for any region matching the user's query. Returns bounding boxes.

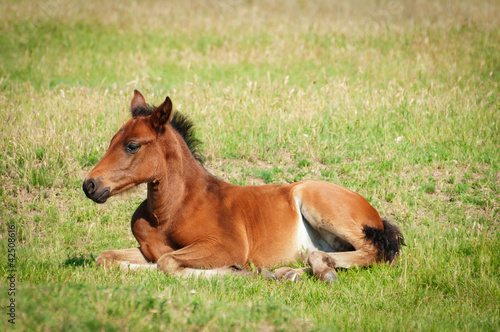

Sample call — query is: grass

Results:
[1,0,499,330]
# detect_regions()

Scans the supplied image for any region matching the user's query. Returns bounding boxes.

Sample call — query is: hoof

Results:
[284,271,302,283]
[263,269,277,281]
[157,255,173,274]
[258,268,277,280]
[322,270,338,284]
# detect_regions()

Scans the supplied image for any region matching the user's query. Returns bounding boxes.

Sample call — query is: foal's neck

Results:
[146,132,222,224]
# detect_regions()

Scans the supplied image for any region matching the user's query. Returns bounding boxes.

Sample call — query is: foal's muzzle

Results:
[82,178,110,204]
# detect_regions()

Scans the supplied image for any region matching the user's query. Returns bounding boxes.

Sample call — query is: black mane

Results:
[131,104,204,164]
[170,112,204,163]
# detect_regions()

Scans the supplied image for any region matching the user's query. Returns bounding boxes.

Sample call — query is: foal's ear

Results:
[131,90,146,110]
[150,96,173,132]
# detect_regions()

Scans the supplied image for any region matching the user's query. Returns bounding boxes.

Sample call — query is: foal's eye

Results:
[125,142,141,154]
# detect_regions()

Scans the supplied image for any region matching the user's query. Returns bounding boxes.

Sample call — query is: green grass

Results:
[1,0,499,330]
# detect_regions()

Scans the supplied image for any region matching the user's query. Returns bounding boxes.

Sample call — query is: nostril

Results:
[87,179,96,193]
[83,178,97,196]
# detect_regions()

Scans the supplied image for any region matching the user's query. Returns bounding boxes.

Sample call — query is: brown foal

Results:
[82,90,404,282]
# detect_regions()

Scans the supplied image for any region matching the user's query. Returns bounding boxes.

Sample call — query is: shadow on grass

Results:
[63,254,96,267]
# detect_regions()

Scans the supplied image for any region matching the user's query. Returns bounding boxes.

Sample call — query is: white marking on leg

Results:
[119,261,158,271]
[185,269,224,278]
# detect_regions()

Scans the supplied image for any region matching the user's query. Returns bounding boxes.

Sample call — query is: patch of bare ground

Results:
[383,164,499,224]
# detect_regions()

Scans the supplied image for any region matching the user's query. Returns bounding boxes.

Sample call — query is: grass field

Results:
[1,0,499,330]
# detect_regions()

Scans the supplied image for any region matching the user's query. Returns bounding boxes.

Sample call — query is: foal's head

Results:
[82,90,200,203]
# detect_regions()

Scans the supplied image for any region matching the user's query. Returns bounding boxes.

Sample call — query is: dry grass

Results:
[2,0,499,33]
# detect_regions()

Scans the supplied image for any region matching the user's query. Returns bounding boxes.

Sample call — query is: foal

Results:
[83,90,404,282]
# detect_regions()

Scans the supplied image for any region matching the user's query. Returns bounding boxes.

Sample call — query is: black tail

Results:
[363,218,405,264]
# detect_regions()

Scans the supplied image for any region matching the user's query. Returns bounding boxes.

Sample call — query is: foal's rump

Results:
[290,180,404,267]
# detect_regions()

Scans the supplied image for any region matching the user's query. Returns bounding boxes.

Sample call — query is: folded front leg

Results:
[157,239,252,278]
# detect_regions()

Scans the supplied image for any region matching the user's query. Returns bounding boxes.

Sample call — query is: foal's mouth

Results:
[82,178,111,204]
[92,188,110,204]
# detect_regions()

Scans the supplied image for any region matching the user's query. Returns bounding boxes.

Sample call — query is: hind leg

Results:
[294,181,383,270]
[97,247,157,271]
[307,251,338,283]
[277,251,366,283]
[304,250,375,283]
[324,248,378,269]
